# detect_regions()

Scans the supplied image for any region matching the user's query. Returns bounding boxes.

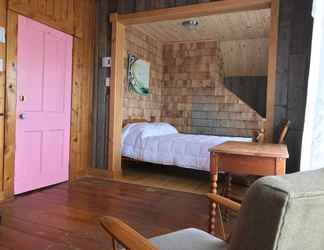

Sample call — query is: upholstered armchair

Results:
[101,168,324,250]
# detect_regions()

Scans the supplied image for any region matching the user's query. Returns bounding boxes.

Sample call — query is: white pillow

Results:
[122,122,178,146]
[140,122,178,138]
[122,122,148,145]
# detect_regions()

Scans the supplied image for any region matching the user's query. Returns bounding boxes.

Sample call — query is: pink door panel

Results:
[14,16,73,194]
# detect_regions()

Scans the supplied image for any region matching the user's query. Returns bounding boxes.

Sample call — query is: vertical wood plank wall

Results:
[265,0,279,142]
[8,0,75,35]
[92,1,117,169]
[4,11,17,198]
[274,0,313,173]
[93,0,313,173]
[0,0,7,200]
[0,0,96,200]
[70,0,96,181]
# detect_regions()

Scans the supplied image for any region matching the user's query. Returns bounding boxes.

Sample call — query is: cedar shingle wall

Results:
[161,40,263,136]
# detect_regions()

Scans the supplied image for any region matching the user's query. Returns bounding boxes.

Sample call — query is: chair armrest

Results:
[207,193,241,212]
[100,216,159,250]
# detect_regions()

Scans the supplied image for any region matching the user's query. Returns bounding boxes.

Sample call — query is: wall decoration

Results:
[128,53,150,96]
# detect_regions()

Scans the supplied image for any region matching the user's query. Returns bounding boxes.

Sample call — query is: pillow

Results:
[122,122,148,145]
[140,122,178,138]
[122,122,178,147]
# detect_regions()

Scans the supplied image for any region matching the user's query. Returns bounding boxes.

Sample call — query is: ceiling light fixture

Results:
[182,20,199,30]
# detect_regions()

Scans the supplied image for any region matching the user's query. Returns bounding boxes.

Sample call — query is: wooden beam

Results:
[79,0,96,178]
[265,0,279,142]
[4,11,18,199]
[70,0,96,181]
[116,0,272,25]
[108,14,125,178]
[8,0,75,36]
[0,0,7,198]
[70,36,83,182]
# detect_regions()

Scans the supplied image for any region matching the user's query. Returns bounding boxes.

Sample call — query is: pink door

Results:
[14,16,73,194]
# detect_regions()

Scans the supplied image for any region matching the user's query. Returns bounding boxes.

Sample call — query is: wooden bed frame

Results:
[122,116,156,128]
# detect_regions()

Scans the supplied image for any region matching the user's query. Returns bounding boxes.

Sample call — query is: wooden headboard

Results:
[122,116,156,128]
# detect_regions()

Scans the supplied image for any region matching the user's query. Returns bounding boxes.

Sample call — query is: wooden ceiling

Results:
[133,8,271,43]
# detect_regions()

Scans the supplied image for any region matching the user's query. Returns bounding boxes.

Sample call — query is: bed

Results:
[122,119,253,172]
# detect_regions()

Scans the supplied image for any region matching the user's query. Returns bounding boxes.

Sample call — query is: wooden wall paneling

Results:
[224,76,267,117]
[92,0,121,170]
[117,0,272,25]
[150,0,164,9]
[158,0,176,8]
[4,11,17,199]
[135,0,159,11]
[0,0,7,199]
[80,0,95,177]
[92,1,100,168]
[108,14,125,177]
[274,0,313,172]
[73,0,83,38]
[265,0,279,142]
[135,0,147,11]
[220,38,269,77]
[8,0,74,35]
[70,0,96,181]
[175,0,199,6]
[70,2,82,181]
[92,0,110,169]
[70,37,83,181]
[118,0,136,14]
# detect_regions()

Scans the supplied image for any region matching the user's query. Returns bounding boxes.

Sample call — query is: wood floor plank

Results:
[3,217,108,250]
[0,178,210,249]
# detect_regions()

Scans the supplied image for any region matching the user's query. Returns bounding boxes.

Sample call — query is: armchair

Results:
[101,168,324,250]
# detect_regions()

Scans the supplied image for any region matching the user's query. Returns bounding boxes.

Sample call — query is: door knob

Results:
[19,113,27,119]
[19,95,26,102]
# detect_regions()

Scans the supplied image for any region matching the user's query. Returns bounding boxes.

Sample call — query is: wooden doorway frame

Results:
[108,0,279,177]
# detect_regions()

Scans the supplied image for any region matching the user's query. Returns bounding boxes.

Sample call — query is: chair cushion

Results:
[150,228,227,250]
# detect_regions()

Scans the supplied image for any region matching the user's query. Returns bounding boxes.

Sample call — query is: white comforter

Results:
[122,122,252,172]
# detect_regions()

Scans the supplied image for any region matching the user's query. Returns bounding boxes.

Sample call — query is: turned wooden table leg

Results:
[209,173,218,235]
[224,173,232,222]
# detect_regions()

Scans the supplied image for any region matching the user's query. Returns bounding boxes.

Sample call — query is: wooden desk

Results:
[208,141,289,235]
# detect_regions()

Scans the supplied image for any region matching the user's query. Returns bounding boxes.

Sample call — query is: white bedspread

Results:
[122,122,252,172]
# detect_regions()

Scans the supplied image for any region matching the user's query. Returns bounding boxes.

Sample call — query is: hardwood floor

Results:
[117,162,211,194]
[117,162,248,201]
[0,178,210,250]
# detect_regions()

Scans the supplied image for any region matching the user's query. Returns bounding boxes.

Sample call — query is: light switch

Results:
[105,77,110,87]
[102,57,111,68]
[0,59,4,72]
[0,27,5,43]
